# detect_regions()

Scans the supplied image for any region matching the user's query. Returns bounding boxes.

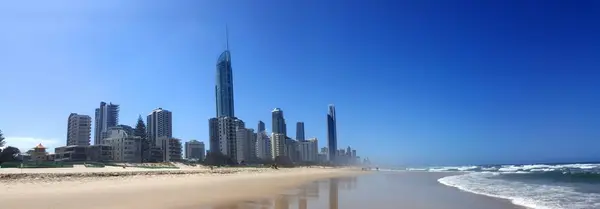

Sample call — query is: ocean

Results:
[401,163,600,209]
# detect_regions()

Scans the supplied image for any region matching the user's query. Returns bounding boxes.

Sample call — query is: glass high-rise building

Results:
[258,120,266,132]
[94,102,119,145]
[215,28,235,117]
[296,122,305,141]
[272,108,287,136]
[327,105,337,163]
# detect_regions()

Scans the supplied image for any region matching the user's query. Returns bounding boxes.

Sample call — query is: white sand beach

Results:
[0,166,361,209]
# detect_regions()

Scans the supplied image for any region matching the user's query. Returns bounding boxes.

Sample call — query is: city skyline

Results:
[2,1,599,165]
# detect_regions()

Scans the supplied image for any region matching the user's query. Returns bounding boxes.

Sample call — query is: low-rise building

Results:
[184,140,205,160]
[103,128,142,163]
[30,144,48,162]
[55,145,87,162]
[157,137,182,162]
[54,145,112,162]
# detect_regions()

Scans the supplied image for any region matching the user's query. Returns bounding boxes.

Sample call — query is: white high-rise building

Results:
[271,133,286,160]
[217,117,238,160]
[103,128,141,163]
[184,140,205,160]
[299,138,319,163]
[255,131,271,161]
[236,127,256,163]
[67,113,92,146]
[147,108,172,147]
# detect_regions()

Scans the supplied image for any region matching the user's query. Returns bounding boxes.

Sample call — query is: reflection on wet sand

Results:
[208,176,358,209]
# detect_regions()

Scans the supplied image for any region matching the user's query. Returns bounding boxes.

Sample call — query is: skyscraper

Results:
[147,108,173,147]
[271,133,287,160]
[236,127,256,163]
[208,118,219,153]
[215,27,235,118]
[327,105,337,163]
[67,113,91,146]
[217,117,239,160]
[272,108,287,136]
[256,131,271,160]
[258,120,266,132]
[94,102,119,145]
[296,122,305,141]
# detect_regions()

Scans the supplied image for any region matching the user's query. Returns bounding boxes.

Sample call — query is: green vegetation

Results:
[0,161,74,168]
[0,129,22,165]
[134,116,151,163]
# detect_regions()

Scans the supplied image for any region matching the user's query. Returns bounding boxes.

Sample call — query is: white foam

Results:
[405,163,600,174]
[438,173,600,209]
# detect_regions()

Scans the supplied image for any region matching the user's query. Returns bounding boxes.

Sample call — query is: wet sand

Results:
[209,171,525,209]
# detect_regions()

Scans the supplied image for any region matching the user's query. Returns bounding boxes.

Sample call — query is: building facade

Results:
[235,127,256,163]
[67,113,92,146]
[296,122,305,141]
[103,129,142,163]
[271,133,287,160]
[327,105,337,163]
[255,131,271,161]
[299,138,319,163]
[286,139,299,162]
[184,140,205,160]
[157,136,182,162]
[147,108,173,147]
[258,120,265,132]
[215,41,235,118]
[208,118,219,153]
[94,102,119,145]
[272,108,287,136]
[217,117,238,160]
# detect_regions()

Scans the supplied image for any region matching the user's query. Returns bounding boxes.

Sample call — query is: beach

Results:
[209,171,525,209]
[1,167,530,209]
[0,166,362,209]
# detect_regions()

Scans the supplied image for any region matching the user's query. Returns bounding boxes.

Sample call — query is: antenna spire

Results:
[226,24,229,50]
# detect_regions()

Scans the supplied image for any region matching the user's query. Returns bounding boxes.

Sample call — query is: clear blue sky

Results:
[1,0,599,166]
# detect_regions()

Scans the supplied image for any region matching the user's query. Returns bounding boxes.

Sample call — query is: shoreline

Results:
[0,167,365,209]
[204,171,524,209]
[421,171,528,209]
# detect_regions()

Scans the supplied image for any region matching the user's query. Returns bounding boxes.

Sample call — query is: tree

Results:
[0,130,21,164]
[0,129,5,148]
[0,146,21,164]
[133,116,150,163]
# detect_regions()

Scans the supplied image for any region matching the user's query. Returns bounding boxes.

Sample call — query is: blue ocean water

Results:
[398,164,600,209]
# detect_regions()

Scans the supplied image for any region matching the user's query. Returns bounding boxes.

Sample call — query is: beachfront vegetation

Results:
[134,116,150,163]
[0,129,22,164]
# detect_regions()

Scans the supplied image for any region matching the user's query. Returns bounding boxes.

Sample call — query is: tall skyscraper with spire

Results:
[209,26,239,158]
[215,26,235,118]
[327,105,337,163]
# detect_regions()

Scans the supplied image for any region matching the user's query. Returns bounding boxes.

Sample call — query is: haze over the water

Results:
[1,0,599,165]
